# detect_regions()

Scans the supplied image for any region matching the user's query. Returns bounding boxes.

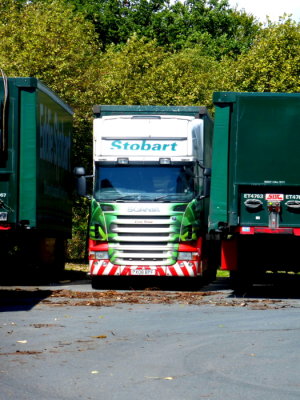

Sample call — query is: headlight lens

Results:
[90,251,109,260]
[178,252,198,260]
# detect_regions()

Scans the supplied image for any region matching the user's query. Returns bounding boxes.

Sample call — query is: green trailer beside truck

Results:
[209,91,300,288]
[0,75,73,274]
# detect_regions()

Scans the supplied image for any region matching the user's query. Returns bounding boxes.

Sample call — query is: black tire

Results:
[230,270,252,294]
[202,267,217,284]
[37,237,66,280]
[202,238,220,284]
[53,238,66,273]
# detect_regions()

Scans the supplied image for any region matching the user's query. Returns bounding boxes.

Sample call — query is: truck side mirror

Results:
[74,167,87,197]
[203,168,211,177]
[199,168,211,199]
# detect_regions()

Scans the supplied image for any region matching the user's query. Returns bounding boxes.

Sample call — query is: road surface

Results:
[1,273,300,400]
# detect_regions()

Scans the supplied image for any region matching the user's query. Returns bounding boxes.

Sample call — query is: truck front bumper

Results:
[89,260,200,277]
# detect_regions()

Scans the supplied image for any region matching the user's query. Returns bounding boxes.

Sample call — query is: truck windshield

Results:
[94,165,195,202]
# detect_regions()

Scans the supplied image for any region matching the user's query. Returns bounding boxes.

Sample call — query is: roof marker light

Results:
[159,158,171,165]
[117,158,129,164]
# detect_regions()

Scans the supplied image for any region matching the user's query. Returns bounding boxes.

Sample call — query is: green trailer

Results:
[209,91,300,287]
[0,75,73,274]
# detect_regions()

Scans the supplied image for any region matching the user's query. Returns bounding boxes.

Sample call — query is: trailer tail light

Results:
[255,227,292,234]
[238,227,294,235]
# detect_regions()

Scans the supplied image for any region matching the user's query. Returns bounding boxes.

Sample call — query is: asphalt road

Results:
[1,274,300,400]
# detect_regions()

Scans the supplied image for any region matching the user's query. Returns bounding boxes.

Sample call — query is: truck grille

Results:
[108,215,178,265]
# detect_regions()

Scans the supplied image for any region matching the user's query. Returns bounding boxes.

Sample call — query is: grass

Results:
[216,269,230,278]
[65,262,89,273]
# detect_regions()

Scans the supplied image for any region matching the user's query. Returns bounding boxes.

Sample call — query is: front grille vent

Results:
[109,214,179,265]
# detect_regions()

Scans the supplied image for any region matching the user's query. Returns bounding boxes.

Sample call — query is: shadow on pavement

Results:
[0,288,53,312]
[0,269,89,286]
[230,273,300,300]
[0,269,90,311]
[89,275,221,292]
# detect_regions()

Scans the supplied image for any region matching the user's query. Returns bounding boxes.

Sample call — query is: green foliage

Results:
[93,36,224,110]
[69,0,170,47]
[0,0,98,102]
[93,36,168,105]
[67,198,90,261]
[139,47,224,109]
[227,19,300,92]
[171,0,260,57]
[54,0,260,58]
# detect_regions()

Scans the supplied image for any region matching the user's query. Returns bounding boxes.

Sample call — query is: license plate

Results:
[131,269,156,276]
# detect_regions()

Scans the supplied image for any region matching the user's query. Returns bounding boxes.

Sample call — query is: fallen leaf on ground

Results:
[91,335,107,339]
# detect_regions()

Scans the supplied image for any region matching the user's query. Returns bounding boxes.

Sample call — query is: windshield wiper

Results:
[114,194,155,202]
[113,194,139,201]
[153,194,186,201]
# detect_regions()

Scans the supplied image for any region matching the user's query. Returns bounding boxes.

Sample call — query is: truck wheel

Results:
[230,270,251,294]
[229,238,254,294]
[38,237,66,278]
[202,238,220,284]
[202,267,217,284]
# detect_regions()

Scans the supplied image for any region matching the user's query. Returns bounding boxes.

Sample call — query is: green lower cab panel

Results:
[89,198,202,265]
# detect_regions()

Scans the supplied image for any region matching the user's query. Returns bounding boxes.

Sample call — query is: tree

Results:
[0,0,104,168]
[39,0,260,58]
[26,0,171,48]
[92,36,168,105]
[226,18,300,92]
[0,0,102,260]
[0,0,99,103]
[164,0,260,57]
[92,35,224,110]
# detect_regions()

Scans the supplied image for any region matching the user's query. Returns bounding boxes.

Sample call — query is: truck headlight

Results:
[90,251,109,260]
[178,252,198,260]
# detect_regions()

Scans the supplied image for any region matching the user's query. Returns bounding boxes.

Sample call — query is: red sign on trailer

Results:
[265,194,284,201]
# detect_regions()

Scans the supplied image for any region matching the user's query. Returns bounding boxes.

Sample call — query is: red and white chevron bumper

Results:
[89,260,201,277]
